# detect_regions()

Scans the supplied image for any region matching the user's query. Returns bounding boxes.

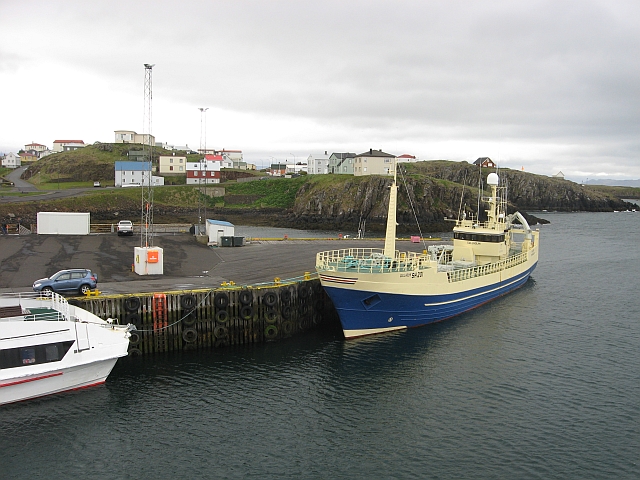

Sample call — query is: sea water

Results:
[1,212,639,479]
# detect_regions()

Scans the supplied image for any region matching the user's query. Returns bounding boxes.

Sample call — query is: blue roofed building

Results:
[115,161,164,187]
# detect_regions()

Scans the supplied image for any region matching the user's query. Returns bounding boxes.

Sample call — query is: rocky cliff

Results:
[278,162,636,233]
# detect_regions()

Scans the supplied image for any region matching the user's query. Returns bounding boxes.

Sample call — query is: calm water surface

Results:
[1,212,639,479]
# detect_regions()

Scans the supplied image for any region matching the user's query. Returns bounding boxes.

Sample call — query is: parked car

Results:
[117,220,134,236]
[93,181,101,187]
[33,269,98,295]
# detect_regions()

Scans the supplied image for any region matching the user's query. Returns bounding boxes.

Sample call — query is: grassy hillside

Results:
[23,143,195,187]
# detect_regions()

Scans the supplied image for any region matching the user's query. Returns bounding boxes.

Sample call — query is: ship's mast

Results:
[383,159,398,258]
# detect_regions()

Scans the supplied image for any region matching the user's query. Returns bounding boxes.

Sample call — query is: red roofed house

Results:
[53,140,85,152]
[186,155,223,184]
[396,154,417,164]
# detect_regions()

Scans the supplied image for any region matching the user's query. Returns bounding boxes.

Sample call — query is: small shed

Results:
[553,171,565,179]
[206,219,235,244]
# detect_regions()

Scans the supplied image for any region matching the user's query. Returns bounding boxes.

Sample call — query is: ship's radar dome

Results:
[487,173,499,186]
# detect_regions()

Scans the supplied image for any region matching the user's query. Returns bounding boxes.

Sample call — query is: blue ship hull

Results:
[323,262,537,337]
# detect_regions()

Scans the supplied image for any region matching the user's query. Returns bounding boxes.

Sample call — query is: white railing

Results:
[316,248,432,274]
[0,291,71,322]
[446,251,529,283]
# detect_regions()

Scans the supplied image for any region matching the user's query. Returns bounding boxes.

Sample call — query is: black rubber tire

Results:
[280,288,292,305]
[281,305,292,320]
[180,294,196,310]
[263,291,278,307]
[42,286,54,294]
[264,308,278,324]
[182,327,197,343]
[214,292,229,309]
[79,284,91,295]
[240,305,254,320]
[124,297,141,312]
[214,325,228,339]
[128,347,143,357]
[215,309,229,323]
[264,325,278,340]
[183,311,197,326]
[129,331,141,346]
[298,284,310,299]
[299,304,309,316]
[282,321,294,336]
[239,290,253,305]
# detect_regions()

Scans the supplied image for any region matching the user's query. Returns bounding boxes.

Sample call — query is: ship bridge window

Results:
[0,341,74,370]
[455,232,505,243]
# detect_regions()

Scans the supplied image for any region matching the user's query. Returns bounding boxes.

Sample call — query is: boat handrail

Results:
[316,247,430,274]
[446,251,529,283]
[0,291,71,322]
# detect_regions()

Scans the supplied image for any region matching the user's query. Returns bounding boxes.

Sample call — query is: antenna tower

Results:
[142,63,155,247]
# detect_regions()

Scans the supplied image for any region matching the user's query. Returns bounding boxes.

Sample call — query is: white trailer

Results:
[37,212,90,235]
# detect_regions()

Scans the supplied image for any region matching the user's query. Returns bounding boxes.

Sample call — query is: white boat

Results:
[0,292,133,405]
[316,166,540,338]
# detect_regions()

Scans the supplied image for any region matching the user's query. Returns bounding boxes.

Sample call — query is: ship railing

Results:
[446,251,529,283]
[0,291,71,322]
[316,247,430,274]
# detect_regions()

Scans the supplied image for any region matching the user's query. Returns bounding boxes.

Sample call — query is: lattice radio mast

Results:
[142,63,155,247]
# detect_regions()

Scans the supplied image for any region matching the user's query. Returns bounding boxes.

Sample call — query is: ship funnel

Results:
[487,173,499,186]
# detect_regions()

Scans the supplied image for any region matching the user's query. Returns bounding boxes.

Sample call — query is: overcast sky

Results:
[1,0,639,180]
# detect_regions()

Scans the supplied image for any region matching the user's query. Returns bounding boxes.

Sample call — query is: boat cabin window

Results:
[454,232,505,243]
[0,341,74,369]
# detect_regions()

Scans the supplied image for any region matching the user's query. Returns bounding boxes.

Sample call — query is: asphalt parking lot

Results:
[0,233,405,295]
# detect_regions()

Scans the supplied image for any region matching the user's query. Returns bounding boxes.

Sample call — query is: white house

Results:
[1,152,21,169]
[353,149,396,176]
[307,151,330,174]
[114,161,164,187]
[396,154,418,164]
[114,130,156,146]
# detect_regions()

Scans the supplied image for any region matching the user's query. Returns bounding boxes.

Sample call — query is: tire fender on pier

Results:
[214,292,229,309]
[180,294,197,310]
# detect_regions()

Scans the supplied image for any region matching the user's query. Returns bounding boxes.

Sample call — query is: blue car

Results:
[32,269,98,295]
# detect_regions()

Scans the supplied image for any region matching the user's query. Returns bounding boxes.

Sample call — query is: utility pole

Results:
[199,107,209,234]
[141,63,155,248]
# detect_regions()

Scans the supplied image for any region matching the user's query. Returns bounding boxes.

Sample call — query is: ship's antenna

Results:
[457,170,467,221]
[476,161,482,222]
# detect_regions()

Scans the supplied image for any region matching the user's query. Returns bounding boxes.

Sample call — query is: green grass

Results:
[224,177,307,208]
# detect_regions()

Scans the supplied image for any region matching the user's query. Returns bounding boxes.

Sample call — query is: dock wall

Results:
[74,279,329,355]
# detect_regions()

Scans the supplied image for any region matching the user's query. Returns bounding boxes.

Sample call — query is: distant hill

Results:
[584,179,640,187]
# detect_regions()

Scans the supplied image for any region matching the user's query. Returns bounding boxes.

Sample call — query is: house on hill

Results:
[553,171,565,179]
[115,161,164,187]
[473,157,496,168]
[159,154,187,175]
[396,154,417,164]
[114,130,156,146]
[53,140,85,152]
[354,149,396,176]
[186,155,222,184]
[329,152,356,174]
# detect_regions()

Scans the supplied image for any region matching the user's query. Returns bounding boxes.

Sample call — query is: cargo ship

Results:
[316,166,539,338]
